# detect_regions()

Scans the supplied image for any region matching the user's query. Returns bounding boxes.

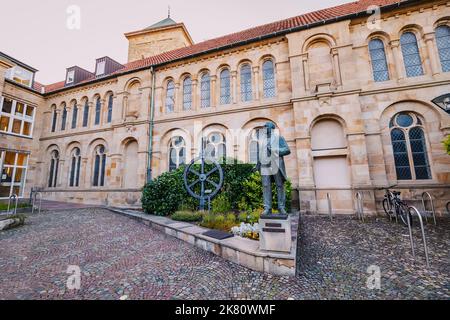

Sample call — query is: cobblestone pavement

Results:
[0,208,448,300]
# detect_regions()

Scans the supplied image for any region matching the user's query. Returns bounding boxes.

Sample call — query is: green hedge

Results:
[142,160,292,216]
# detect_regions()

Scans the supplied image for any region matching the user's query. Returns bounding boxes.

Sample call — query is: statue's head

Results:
[264,122,276,131]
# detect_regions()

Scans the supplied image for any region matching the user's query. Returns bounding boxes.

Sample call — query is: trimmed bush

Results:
[171,211,203,222]
[211,193,232,214]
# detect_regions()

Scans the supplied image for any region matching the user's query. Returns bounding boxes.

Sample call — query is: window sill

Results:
[0,131,33,140]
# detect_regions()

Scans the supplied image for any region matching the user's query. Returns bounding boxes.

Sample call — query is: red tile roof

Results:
[43,0,407,94]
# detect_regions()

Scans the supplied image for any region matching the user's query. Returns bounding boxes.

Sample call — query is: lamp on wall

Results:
[432,94,450,115]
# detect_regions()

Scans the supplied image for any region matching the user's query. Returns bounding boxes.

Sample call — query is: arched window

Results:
[241,64,252,102]
[435,25,450,72]
[204,132,226,161]
[48,150,59,188]
[92,145,106,187]
[82,100,89,127]
[61,105,67,131]
[107,94,113,123]
[71,103,78,129]
[165,80,175,113]
[390,112,431,180]
[69,148,81,187]
[263,60,276,98]
[200,72,211,108]
[183,77,192,110]
[51,107,57,132]
[94,97,101,125]
[169,136,186,171]
[369,39,390,82]
[400,32,424,77]
[220,69,231,105]
[248,128,264,164]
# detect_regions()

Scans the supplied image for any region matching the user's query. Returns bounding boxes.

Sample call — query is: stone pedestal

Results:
[259,215,292,253]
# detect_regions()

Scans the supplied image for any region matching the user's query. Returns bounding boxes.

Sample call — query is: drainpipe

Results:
[147,66,156,183]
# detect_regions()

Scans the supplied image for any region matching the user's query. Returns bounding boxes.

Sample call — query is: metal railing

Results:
[326,193,333,221]
[355,192,365,222]
[7,194,18,215]
[406,206,430,268]
[32,192,43,214]
[421,192,437,226]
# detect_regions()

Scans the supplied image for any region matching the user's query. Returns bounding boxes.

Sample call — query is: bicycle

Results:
[381,187,412,226]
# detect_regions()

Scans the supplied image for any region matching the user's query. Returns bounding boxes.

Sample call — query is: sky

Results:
[0,0,352,84]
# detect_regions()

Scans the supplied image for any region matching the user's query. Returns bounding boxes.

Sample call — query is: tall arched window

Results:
[200,72,211,108]
[263,60,276,98]
[165,80,175,113]
[220,69,231,105]
[82,100,89,127]
[69,148,81,187]
[435,25,450,72]
[400,32,424,77]
[61,105,67,131]
[93,145,106,187]
[204,132,226,161]
[183,77,192,110]
[390,112,431,180]
[169,136,186,171]
[48,150,59,188]
[71,103,78,129]
[248,128,264,164]
[241,64,252,102]
[94,97,101,125]
[369,39,390,82]
[107,94,113,123]
[51,107,57,132]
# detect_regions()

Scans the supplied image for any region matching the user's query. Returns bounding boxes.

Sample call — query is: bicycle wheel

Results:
[382,198,393,219]
[397,203,412,227]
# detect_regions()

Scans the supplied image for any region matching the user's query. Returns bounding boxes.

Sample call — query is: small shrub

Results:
[238,212,248,223]
[444,135,450,155]
[211,193,232,214]
[171,211,203,222]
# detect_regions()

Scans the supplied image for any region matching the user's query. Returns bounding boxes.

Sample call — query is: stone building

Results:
[1,0,449,214]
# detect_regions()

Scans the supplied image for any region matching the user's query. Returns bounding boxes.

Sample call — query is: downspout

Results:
[147,66,156,183]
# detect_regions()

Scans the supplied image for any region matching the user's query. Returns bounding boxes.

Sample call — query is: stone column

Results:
[231,71,238,104]
[390,40,404,80]
[302,54,310,92]
[331,48,342,87]
[192,78,198,111]
[81,158,89,188]
[87,102,94,127]
[174,82,181,112]
[57,160,65,188]
[252,66,260,101]
[210,75,217,107]
[424,32,441,76]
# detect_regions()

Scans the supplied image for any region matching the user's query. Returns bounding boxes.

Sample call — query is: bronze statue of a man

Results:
[256,122,291,215]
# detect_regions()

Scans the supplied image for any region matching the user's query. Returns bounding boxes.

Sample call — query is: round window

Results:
[396,113,414,128]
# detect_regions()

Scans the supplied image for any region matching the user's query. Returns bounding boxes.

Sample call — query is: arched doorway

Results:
[123,140,138,188]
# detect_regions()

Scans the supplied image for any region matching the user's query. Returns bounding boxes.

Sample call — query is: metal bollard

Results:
[407,206,430,268]
[32,192,43,214]
[355,192,365,222]
[421,192,437,226]
[327,193,333,222]
[7,194,18,215]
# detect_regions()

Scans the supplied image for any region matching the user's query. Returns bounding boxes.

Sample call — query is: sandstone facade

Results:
[1,0,449,215]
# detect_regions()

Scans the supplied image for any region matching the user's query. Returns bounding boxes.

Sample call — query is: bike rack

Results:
[7,194,18,215]
[355,192,365,222]
[32,192,43,214]
[406,206,430,268]
[327,193,333,221]
[421,192,437,226]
